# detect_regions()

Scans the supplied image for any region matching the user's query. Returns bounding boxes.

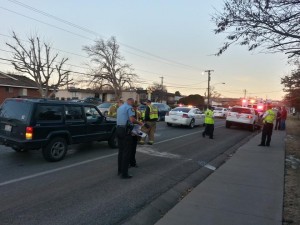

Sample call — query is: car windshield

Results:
[172,107,190,113]
[214,107,223,111]
[0,100,32,122]
[98,103,112,108]
[231,107,251,114]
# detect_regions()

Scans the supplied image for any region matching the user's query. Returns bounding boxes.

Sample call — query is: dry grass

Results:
[283,116,300,225]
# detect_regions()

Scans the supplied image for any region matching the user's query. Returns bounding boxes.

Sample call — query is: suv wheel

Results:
[108,132,118,148]
[226,121,231,128]
[167,123,172,127]
[42,137,68,162]
[189,119,195,129]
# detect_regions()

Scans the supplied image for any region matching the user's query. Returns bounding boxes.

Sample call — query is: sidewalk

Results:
[155,130,286,225]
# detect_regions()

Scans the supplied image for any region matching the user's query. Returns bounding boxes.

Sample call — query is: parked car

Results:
[138,103,171,121]
[97,102,114,117]
[0,98,117,162]
[226,106,259,131]
[83,97,102,105]
[213,107,228,118]
[165,107,205,128]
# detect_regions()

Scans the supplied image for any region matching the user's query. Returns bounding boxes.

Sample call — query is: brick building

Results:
[0,72,41,104]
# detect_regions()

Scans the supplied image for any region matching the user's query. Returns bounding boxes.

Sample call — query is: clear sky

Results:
[0,0,292,100]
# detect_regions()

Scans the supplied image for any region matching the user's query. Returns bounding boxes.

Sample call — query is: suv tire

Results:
[167,123,172,127]
[226,121,231,128]
[108,132,118,148]
[42,137,68,162]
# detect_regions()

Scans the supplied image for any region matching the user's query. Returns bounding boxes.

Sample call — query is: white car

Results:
[97,102,114,116]
[165,107,205,128]
[213,107,228,118]
[226,106,258,131]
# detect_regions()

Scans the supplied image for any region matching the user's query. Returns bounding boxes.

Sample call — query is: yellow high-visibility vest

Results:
[149,105,158,120]
[264,109,276,123]
[204,109,214,124]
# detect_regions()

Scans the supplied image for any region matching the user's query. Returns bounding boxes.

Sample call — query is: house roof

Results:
[0,72,38,89]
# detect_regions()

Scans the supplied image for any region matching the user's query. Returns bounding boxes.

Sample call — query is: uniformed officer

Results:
[258,105,276,147]
[129,103,141,168]
[202,106,215,139]
[142,100,158,145]
[117,98,143,179]
[108,100,124,118]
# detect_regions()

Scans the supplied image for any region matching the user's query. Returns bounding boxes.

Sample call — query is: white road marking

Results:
[0,153,117,187]
[137,146,181,159]
[0,124,224,186]
[204,164,216,171]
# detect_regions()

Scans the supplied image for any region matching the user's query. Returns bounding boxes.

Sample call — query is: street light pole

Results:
[204,70,214,108]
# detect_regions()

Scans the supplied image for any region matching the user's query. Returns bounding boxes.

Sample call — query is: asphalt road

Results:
[0,119,253,225]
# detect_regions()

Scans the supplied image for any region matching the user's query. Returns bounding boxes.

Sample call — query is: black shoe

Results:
[266,144,270,147]
[202,133,205,138]
[258,144,265,146]
[121,174,133,179]
[209,137,214,139]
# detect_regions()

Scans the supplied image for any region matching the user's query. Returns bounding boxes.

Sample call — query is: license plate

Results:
[4,125,12,132]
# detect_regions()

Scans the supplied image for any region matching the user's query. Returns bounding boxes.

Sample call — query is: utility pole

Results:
[204,70,214,108]
[243,89,247,99]
[160,76,164,103]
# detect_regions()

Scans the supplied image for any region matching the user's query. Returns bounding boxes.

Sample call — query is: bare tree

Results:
[213,0,300,60]
[6,32,71,97]
[83,36,137,100]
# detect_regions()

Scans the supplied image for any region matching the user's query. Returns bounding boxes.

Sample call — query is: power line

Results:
[3,1,203,71]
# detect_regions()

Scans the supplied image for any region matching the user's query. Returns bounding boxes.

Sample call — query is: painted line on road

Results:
[0,153,117,187]
[155,125,224,145]
[0,125,224,187]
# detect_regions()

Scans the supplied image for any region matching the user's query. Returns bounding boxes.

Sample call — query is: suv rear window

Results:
[231,107,251,114]
[0,100,32,122]
[35,105,63,121]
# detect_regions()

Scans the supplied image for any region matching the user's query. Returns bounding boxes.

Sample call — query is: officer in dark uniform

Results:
[117,98,143,179]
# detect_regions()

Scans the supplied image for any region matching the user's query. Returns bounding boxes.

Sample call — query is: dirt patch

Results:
[283,116,300,225]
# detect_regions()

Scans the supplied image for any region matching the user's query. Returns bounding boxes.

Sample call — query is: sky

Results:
[0,0,293,100]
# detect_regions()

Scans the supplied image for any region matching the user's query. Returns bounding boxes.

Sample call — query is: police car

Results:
[213,107,228,118]
[226,106,258,131]
[164,106,205,128]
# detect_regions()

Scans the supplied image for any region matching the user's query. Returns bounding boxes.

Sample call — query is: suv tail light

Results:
[247,115,253,119]
[182,114,189,118]
[25,127,33,140]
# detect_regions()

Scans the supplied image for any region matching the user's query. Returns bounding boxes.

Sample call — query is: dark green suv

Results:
[0,98,117,162]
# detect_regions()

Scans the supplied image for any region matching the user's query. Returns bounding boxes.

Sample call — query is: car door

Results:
[84,106,109,141]
[65,105,86,144]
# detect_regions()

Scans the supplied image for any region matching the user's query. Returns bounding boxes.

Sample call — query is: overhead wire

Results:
[3,1,203,72]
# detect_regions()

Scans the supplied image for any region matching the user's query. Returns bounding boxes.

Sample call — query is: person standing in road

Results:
[274,106,281,130]
[117,98,143,179]
[280,106,287,130]
[108,100,124,118]
[258,105,276,147]
[202,106,215,139]
[129,104,142,168]
[142,100,158,145]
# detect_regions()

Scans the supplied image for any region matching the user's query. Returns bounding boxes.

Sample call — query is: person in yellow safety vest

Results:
[202,106,215,139]
[140,100,158,145]
[108,100,124,118]
[258,105,276,147]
